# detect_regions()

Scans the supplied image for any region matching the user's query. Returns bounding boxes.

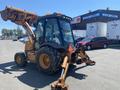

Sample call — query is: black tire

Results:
[14,52,27,67]
[36,47,61,75]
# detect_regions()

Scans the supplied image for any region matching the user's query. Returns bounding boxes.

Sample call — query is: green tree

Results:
[1,26,24,39]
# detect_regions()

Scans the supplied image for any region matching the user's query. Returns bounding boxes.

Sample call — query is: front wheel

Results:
[14,52,27,67]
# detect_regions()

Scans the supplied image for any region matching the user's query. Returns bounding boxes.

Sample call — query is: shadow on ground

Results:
[0,61,88,89]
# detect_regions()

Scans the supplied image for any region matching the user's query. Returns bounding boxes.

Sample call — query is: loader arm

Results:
[0,6,38,43]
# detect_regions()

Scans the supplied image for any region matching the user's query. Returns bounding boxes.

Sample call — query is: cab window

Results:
[45,19,61,44]
[35,20,44,49]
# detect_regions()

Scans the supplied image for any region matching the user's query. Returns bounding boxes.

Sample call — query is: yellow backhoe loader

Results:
[0,6,95,90]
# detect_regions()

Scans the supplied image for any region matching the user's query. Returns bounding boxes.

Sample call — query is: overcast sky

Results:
[0,0,120,34]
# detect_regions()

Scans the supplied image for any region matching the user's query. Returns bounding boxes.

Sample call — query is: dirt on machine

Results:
[0,6,96,90]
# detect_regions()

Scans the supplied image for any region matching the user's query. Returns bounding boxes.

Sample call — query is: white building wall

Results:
[107,20,120,40]
[86,22,107,37]
[73,30,86,37]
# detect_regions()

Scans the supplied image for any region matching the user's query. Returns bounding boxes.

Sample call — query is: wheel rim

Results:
[16,55,22,64]
[104,44,107,48]
[87,46,91,50]
[39,54,51,69]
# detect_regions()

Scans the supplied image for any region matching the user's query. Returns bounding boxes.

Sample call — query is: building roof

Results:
[72,9,120,24]
[71,9,120,30]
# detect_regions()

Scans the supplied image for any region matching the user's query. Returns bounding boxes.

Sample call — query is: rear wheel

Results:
[14,52,27,67]
[36,47,61,75]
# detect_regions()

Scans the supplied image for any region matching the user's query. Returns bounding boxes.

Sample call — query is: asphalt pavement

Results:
[0,40,120,90]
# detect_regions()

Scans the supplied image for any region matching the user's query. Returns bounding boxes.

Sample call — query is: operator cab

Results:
[34,13,74,50]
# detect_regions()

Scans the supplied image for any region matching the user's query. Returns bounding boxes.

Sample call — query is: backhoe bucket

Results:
[51,80,68,90]
[51,85,68,90]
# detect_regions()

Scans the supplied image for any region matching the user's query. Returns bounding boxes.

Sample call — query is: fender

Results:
[39,42,66,52]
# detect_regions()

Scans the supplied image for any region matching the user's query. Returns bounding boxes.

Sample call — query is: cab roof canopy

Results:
[38,13,72,22]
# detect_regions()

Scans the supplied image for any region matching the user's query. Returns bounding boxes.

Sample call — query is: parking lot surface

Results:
[0,40,120,90]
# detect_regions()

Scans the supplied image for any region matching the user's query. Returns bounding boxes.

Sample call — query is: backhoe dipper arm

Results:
[0,6,38,43]
[51,46,96,90]
[51,44,74,90]
[51,56,69,90]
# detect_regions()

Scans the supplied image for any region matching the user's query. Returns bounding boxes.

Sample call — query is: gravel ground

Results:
[0,40,120,90]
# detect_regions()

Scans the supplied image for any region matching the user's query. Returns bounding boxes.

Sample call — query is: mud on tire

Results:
[14,52,27,67]
[36,47,61,75]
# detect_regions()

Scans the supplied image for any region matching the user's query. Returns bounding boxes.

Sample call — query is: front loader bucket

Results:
[0,10,8,21]
[0,6,38,25]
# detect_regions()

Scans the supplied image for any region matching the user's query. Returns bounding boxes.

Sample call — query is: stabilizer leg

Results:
[75,46,96,65]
